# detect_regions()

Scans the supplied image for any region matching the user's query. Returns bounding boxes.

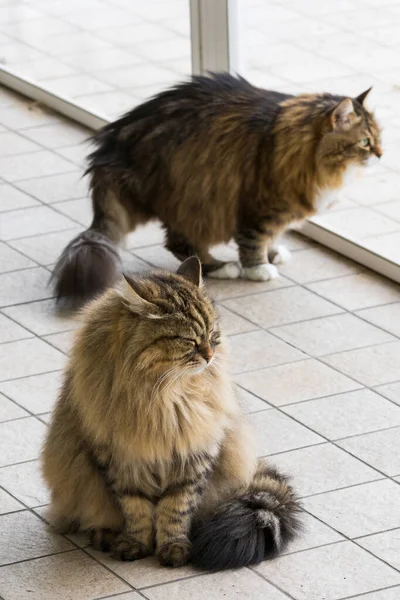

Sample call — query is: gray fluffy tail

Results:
[51,228,121,309]
[190,464,302,571]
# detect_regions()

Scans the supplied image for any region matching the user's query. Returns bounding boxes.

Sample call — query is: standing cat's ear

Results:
[330,98,358,132]
[119,274,160,317]
[177,256,202,287]
[355,87,372,106]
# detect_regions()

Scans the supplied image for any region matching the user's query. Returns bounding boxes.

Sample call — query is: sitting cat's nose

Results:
[200,344,214,363]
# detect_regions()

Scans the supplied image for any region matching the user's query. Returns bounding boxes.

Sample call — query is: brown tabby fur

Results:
[42,258,301,570]
[52,73,382,307]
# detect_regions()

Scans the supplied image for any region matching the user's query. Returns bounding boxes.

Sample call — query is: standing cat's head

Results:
[117,257,222,376]
[315,88,382,172]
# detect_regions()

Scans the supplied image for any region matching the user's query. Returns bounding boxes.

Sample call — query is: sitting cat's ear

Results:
[119,274,160,317]
[177,256,202,287]
[331,98,358,132]
[355,87,372,106]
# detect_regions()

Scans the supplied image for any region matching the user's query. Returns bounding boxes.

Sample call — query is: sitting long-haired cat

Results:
[52,72,381,309]
[42,257,301,570]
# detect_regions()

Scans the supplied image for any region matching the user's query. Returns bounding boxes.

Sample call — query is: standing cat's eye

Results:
[359,137,370,148]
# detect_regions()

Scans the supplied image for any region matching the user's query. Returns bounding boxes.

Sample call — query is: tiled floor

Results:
[1,0,400,264]
[0,87,400,600]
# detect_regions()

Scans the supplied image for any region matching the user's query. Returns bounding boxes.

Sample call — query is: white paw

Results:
[242,263,279,281]
[207,262,241,280]
[272,245,292,265]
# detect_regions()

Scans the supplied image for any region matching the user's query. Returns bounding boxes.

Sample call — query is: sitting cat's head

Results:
[316,88,382,171]
[117,257,222,376]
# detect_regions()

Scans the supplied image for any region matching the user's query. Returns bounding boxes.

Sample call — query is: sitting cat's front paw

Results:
[242,263,279,281]
[112,533,152,562]
[158,539,191,568]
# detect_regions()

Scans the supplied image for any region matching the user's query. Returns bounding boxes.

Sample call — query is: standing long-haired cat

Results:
[52,73,381,307]
[42,257,301,570]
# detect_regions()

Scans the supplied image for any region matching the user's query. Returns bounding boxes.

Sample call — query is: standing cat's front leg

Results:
[112,493,154,561]
[156,477,207,567]
[235,228,281,281]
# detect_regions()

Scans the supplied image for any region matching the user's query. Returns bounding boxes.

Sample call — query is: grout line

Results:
[250,568,296,599]
[340,585,400,600]
[299,477,387,500]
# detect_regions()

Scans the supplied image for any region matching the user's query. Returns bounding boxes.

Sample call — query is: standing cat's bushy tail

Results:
[51,180,126,309]
[190,462,302,571]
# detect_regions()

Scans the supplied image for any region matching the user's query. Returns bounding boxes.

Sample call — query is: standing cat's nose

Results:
[200,344,214,363]
[374,145,382,158]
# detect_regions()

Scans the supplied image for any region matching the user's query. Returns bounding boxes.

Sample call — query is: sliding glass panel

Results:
[0,0,191,119]
[241,0,400,269]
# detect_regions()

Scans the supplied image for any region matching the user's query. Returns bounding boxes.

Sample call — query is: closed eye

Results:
[210,332,221,347]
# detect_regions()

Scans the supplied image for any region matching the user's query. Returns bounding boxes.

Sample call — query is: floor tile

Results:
[357,302,400,337]
[205,275,292,302]
[0,550,130,600]
[43,330,75,354]
[308,272,400,311]
[0,267,53,307]
[344,171,400,207]
[344,590,400,600]
[337,427,400,476]
[0,510,73,565]
[223,286,341,330]
[12,57,77,82]
[0,371,62,414]
[282,512,344,555]
[0,312,32,343]
[271,313,393,356]
[143,569,290,600]
[0,460,50,507]
[0,416,46,467]
[43,74,113,98]
[217,306,257,336]
[228,330,305,374]
[15,171,87,203]
[312,207,400,239]
[0,182,40,212]
[121,251,153,276]
[235,386,270,413]
[304,480,400,538]
[283,389,400,439]
[0,130,41,157]
[9,227,82,266]
[0,241,36,273]
[236,359,361,406]
[248,409,323,455]
[56,142,91,168]
[323,341,400,386]
[0,150,77,182]
[0,205,74,240]
[358,529,400,572]
[375,381,400,406]
[0,392,28,422]
[132,244,181,271]
[87,550,199,590]
[22,122,91,149]
[3,298,80,336]
[0,104,59,130]
[0,488,24,515]
[53,197,92,226]
[269,443,380,497]
[0,338,65,381]
[278,246,359,283]
[255,542,400,600]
